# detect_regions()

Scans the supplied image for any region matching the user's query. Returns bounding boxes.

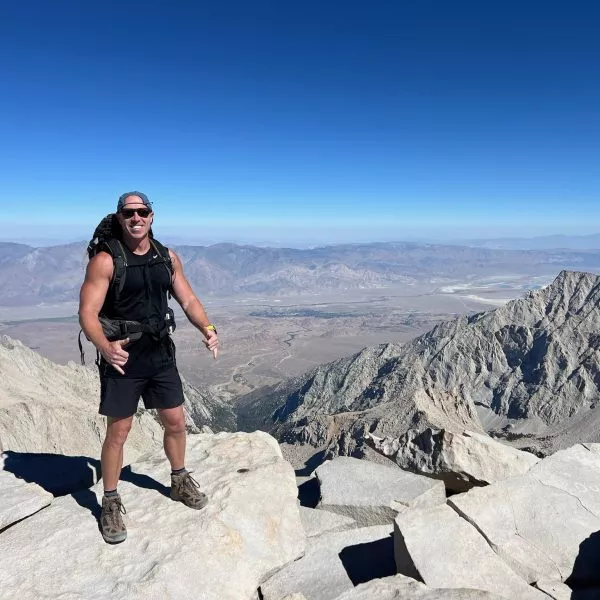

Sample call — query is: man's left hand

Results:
[204,330,218,359]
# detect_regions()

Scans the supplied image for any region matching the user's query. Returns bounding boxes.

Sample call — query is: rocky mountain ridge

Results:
[237,270,600,457]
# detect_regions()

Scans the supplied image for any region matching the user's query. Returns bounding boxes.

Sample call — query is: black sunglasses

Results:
[120,208,152,219]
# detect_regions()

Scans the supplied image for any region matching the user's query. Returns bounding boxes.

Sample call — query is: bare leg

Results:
[158,405,186,470]
[101,416,133,490]
[161,406,207,509]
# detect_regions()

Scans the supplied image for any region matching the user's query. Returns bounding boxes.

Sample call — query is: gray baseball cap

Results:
[117,191,153,212]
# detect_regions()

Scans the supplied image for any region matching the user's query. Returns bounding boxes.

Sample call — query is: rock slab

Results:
[394,504,547,599]
[261,524,394,600]
[370,428,540,492]
[0,467,53,530]
[0,432,305,600]
[315,456,445,526]
[449,443,600,584]
[332,574,505,599]
[299,506,356,538]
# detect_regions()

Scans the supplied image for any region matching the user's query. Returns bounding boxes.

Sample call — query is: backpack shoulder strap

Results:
[103,238,128,302]
[149,238,172,268]
[149,238,174,294]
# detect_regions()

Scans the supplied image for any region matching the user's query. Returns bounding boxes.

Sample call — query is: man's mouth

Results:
[130,225,143,232]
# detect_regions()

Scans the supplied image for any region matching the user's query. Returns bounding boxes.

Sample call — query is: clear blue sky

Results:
[1,0,599,245]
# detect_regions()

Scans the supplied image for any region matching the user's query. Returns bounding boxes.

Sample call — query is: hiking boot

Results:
[170,471,208,510]
[100,494,127,544]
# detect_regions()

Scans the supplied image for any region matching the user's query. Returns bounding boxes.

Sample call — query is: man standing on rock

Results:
[79,191,218,544]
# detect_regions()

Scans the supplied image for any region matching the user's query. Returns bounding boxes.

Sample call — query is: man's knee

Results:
[160,408,186,435]
[105,416,133,447]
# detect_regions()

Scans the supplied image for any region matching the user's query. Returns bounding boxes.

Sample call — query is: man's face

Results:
[117,195,153,241]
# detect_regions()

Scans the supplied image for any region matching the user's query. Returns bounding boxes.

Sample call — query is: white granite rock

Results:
[261,524,394,600]
[0,467,53,530]
[299,506,356,538]
[394,504,547,599]
[0,432,305,600]
[535,580,600,600]
[533,580,572,599]
[449,444,600,584]
[332,574,505,599]
[370,428,540,492]
[315,456,445,526]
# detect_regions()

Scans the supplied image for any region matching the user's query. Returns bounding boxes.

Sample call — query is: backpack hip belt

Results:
[78,308,176,366]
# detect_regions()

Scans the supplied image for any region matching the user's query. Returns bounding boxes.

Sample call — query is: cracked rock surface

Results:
[0,432,305,600]
[448,443,600,585]
[394,504,547,599]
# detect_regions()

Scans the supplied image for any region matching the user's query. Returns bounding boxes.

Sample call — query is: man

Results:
[79,191,218,544]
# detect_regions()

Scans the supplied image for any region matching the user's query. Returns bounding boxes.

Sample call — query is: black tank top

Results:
[102,244,171,322]
[100,244,175,377]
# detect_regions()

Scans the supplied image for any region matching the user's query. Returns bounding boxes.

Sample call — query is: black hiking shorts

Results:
[99,365,185,418]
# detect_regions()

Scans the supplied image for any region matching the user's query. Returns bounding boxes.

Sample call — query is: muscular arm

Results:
[169,250,218,357]
[79,252,129,374]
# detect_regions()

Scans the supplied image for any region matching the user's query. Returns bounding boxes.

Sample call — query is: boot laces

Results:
[181,472,201,493]
[106,497,126,523]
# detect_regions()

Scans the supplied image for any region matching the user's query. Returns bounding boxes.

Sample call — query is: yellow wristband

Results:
[205,324,217,334]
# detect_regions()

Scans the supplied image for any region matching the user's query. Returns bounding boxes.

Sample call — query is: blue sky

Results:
[0,1,599,245]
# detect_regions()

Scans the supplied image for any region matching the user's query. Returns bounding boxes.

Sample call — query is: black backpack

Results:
[79,214,176,365]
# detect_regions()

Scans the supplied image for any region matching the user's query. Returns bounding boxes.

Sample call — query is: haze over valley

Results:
[2,238,599,403]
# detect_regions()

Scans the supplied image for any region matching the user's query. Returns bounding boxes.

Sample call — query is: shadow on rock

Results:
[566,530,600,598]
[120,464,170,498]
[297,477,320,508]
[295,449,327,478]
[71,488,103,522]
[295,448,326,508]
[3,451,102,496]
[338,533,396,586]
[70,465,170,524]
[3,452,170,531]
[2,452,169,497]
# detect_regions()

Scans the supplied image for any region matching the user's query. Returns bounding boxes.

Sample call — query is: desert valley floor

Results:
[0,275,550,400]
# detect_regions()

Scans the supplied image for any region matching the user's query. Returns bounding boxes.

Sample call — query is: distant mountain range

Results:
[2,240,600,306]
[236,270,600,457]
[4,232,600,251]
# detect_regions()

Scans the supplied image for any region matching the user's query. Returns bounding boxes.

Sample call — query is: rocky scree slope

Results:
[237,270,600,457]
[181,376,236,433]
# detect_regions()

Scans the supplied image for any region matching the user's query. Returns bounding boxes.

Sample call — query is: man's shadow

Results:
[2,451,169,523]
[566,530,600,599]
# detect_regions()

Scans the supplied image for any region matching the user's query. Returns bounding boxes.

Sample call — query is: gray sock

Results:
[171,467,187,477]
[104,489,119,498]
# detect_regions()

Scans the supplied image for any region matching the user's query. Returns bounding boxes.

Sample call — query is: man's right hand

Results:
[100,338,130,375]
